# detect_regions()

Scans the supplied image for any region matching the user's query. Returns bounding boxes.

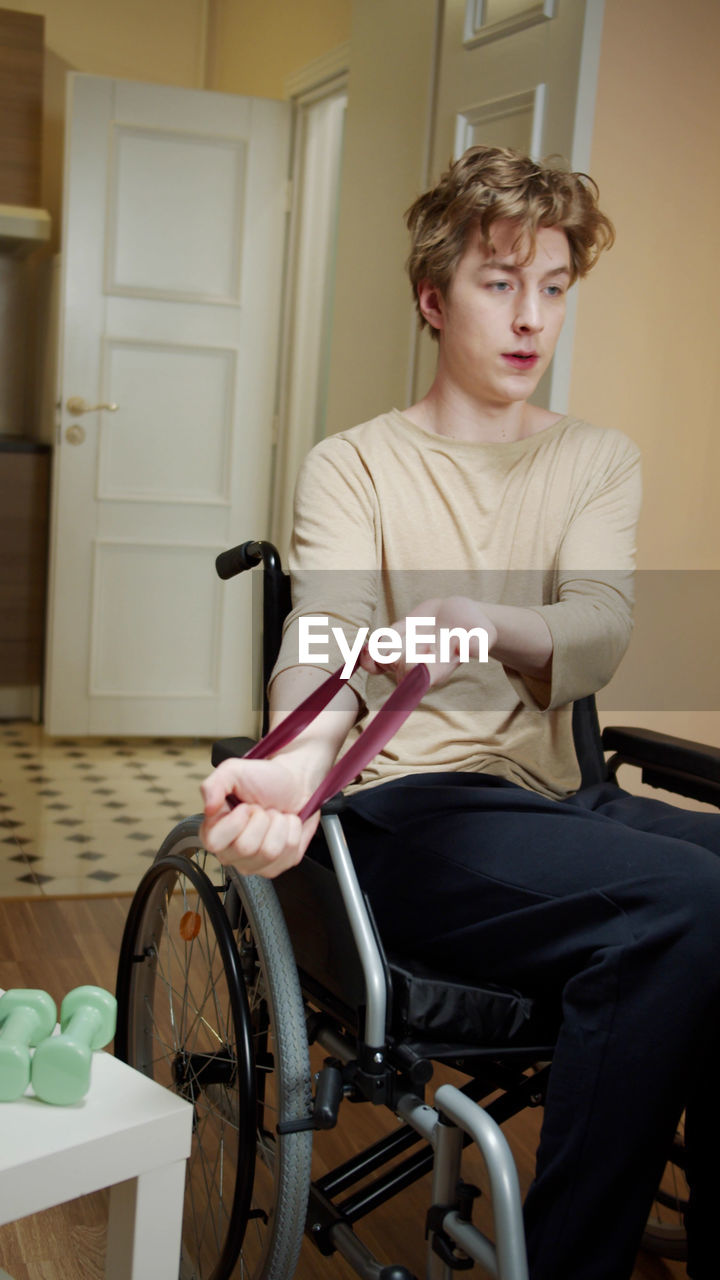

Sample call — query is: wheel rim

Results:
[117,843,255,1280]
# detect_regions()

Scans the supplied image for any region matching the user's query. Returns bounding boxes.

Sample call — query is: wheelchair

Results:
[115,539,719,1280]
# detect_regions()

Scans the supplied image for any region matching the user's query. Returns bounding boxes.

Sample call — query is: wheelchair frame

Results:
[286,807,531,1280]
[115,539,718,1280]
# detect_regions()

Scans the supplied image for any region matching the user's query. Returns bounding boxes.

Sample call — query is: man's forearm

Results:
[268,665,361,794]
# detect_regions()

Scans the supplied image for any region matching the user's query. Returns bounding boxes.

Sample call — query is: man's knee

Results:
[641,852,720,974]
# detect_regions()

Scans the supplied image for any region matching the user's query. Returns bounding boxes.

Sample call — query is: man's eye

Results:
[488,280,510,291]
[544,285,564,297]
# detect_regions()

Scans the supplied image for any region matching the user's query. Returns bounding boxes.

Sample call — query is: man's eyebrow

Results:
[478,259,520,273]
[479,259,571,277]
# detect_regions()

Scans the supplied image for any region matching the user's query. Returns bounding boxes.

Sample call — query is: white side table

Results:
[0,1049,193,1279]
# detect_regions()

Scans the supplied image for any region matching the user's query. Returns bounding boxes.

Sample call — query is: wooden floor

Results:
[0,895,687,1280]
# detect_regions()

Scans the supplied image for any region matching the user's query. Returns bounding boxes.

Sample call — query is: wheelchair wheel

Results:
[641,1121,688,1260]
[115,817,313,1280]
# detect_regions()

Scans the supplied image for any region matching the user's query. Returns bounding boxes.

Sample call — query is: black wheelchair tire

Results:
[115,818,312,1280]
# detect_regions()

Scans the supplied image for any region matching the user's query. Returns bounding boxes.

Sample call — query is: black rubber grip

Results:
[215,542,263,580]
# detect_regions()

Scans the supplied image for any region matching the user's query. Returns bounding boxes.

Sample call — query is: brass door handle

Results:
[66,397,119,415]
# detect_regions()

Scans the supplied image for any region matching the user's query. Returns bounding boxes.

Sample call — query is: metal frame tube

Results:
[435,1084,529,1280]
[428,1116,464,1280]
[397,1089,529,1280]
[328,1222,387,1280]
[315,821,528,1279]
[321,813,387,1048]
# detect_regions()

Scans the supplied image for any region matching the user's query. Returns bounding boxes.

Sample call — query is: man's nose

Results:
[512,291,543,332]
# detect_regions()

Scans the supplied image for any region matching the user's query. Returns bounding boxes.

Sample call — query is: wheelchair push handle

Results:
[215,540,284,580]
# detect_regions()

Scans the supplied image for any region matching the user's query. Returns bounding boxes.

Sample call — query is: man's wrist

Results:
[481,603,553,678]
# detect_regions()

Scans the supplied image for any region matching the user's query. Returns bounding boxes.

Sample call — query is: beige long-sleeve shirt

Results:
[271,409,642,800]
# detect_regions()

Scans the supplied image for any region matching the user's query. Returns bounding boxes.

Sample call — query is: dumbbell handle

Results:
[61,1004,104,1047]
[32,989,116,1105]
[0,997,56,1102]
[0,1007,43,1044]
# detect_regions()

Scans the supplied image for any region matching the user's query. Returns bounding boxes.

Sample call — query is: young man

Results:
[202,147,720,1279]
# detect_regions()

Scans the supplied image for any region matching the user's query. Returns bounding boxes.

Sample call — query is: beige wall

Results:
[570,0,720,747]
[7,0,206,82]
[208,0,351,98]
[571,0,720,572]
[325,0,439,432]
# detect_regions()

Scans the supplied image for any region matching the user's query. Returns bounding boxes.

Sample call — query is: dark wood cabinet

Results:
[0,441,50,685]
[0,8,44,207]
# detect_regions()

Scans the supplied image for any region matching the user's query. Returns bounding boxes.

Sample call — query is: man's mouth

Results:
[502,351,539,370]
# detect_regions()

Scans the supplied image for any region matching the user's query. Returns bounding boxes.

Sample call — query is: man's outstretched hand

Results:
[201,756,321,879]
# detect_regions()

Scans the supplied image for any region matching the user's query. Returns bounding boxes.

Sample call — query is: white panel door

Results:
[413,0,605,408]
[45,75,290,736]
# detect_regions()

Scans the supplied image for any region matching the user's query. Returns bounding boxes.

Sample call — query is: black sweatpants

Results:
[340,774,720,1280]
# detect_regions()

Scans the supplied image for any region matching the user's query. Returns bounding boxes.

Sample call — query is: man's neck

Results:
[404,382,561,444]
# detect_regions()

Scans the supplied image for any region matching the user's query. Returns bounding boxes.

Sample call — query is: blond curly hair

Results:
[406,146,615,335]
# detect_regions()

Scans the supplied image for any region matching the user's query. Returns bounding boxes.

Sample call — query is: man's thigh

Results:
[569,780,720,855]
[341,773,720,991]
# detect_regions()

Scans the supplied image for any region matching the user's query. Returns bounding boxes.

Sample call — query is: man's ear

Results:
[417,280,444,333]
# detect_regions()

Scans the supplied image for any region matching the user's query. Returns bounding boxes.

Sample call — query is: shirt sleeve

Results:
[268,438,380,713]
[506,433,642,711]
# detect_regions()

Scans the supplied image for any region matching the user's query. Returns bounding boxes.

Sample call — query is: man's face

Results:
[421,218,572,408]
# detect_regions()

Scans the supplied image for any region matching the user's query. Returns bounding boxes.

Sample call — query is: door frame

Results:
[270,47,350,558]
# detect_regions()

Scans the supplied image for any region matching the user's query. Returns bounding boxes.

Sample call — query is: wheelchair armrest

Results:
[211,736,257,767]
[602,725,720,807]
[602,726,720,780]
[320,792,348,814]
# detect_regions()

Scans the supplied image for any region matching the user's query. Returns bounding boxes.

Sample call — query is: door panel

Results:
[106,125,246,302]
[454,85,545,157]
[97,341,236,503]
[46,75,290,736]
[88,541,222,697]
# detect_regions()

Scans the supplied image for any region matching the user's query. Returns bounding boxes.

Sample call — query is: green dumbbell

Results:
[0,989,57,1101]
[31,985,117,1106]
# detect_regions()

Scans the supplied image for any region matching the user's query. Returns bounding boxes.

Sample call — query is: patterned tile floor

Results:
[0,721,215,897]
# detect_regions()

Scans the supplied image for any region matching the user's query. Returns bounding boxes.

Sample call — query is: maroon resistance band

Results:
[226,659,431,821]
